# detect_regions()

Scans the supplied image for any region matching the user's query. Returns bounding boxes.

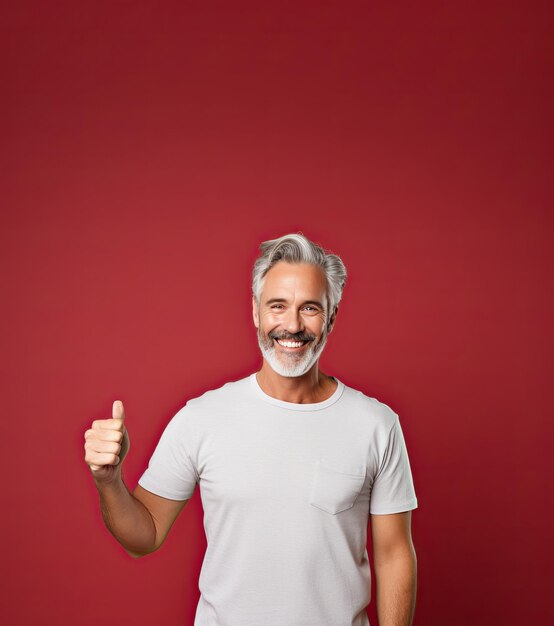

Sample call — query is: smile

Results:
[275,338,309,350]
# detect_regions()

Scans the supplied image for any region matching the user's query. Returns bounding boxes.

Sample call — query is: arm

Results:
[370,511,417,626]
[95,478,189,558]
[85,400,189,558]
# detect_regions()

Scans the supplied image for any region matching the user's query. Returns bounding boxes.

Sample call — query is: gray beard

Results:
[257,328,328,378]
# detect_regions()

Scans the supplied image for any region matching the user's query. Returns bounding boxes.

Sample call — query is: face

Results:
[252,262,337,377]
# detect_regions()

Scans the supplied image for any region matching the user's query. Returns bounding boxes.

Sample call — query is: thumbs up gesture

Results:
[84,400,131,484]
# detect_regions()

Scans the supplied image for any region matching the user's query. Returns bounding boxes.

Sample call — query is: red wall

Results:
[1,2,552,625]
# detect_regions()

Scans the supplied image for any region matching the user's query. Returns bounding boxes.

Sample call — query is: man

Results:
[84,232,418,626]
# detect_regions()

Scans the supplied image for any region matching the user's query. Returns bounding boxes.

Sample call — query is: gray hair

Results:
[252,232,347,315]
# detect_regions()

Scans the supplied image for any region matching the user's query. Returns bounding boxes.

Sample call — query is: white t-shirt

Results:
[138,373,418,626]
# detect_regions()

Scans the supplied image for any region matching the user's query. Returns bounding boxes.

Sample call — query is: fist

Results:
[84,400,130,483]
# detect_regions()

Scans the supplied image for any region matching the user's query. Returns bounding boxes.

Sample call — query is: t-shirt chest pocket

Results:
[308,459,367,514]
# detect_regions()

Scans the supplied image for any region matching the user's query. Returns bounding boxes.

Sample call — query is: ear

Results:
[252,295,259,329]
[327,305,338,333]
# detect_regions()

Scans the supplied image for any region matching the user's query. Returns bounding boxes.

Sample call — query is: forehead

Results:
[261,262,327,300]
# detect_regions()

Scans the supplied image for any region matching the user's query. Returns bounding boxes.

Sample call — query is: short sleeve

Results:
[370,416,418,515]
[138,405,199,501]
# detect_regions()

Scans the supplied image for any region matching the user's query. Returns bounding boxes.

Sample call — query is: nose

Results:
[284,308,304,335]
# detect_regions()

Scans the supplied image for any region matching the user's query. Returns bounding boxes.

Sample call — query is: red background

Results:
[1,1,552,625]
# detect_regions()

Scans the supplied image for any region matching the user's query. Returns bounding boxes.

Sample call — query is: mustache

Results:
[269,332,315,342]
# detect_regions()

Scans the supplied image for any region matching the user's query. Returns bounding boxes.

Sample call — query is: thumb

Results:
[112,400,125,421]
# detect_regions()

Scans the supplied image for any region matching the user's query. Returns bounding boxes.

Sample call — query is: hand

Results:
[84,400,130,484]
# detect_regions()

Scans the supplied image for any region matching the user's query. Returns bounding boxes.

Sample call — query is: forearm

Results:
[374,547,417,626]
[95,475,157,558]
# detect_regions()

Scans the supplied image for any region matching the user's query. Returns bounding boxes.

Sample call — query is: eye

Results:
[271,304,284,310]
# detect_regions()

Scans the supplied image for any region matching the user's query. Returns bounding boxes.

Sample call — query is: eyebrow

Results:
[264,298,324,308]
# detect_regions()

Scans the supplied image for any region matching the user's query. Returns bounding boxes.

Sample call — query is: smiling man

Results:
[84,232,419,626]
[254,257,337,395]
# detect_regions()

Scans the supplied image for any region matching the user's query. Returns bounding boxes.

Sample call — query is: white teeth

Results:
[277,339,305,348]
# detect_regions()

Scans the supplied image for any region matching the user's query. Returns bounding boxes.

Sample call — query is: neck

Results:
[256,361,337,404]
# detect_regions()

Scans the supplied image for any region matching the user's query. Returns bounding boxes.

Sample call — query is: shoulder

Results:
[177,374,251,416]
[163,376,250,435]
[340,380,399,432]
